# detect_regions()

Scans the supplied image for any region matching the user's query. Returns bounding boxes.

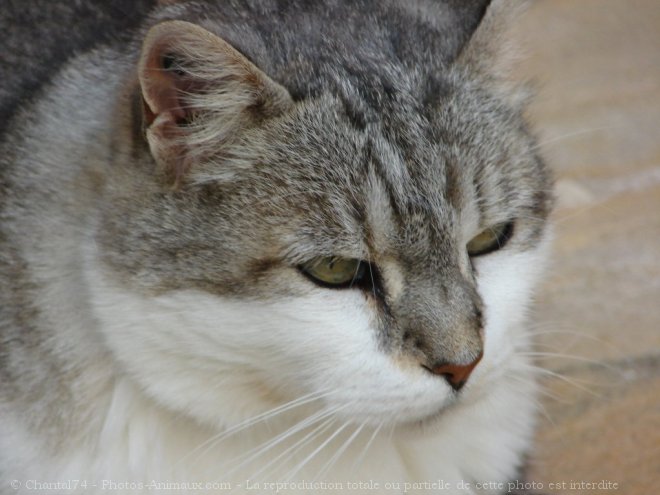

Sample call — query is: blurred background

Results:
[510,1,660,493]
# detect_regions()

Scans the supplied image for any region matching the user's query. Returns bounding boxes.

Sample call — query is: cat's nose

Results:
[427,351,483,391]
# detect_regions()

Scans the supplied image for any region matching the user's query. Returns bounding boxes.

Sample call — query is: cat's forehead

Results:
[174,0,550,246]
[226,81,548,262]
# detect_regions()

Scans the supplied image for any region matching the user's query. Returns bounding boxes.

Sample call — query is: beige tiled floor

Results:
[510,1,660,493]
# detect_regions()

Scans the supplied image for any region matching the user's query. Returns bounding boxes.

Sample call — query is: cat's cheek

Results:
[85,254,445,428]
[263,290,453,425]
[469,232,552,383]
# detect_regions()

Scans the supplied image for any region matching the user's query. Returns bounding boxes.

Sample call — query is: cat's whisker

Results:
[527,327,600,338]
[523,389,557,427]
[506,372,565,413]
[223,412,338,481]
[312,422,366,482]
[246,416,337,484]
[526,327,622,355]
[179,389,333,466]
[550,202,621,226]
[350,421,384,477]
[515,323,620,356]
[282,420,350,482]
[386,420,396,442]
[531,382,572,405]
[455,193,609,228]
[518,351,617,371]
[516,329,621,370]
[218,405,346,479]
[547,209,589,225]
[530,125,622,153]
[513,363,603,398]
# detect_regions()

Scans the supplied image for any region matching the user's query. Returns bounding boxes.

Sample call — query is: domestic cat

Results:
[0,0,553,493]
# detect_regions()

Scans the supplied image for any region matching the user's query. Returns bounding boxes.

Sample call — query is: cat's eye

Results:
[466,222,514,257]
[300,257,366,288]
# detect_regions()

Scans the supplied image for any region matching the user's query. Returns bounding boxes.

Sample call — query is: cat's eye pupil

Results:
[466,221,514,257]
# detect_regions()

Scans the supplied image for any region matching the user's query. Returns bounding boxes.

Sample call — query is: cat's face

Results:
[91,17,552,430]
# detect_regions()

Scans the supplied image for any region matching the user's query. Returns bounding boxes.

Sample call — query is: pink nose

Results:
[428,352,483,391]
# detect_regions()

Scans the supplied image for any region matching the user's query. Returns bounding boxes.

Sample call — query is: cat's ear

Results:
[138,20,292,184]
[454,0,529,81]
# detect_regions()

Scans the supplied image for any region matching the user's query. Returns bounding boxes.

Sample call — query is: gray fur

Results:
[0,0,552,487]
[0,0,155,136]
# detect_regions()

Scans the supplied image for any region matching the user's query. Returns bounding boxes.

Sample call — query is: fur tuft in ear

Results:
[138,20,292,184]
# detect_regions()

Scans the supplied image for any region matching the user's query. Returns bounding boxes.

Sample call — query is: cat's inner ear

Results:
[137,20,293,183]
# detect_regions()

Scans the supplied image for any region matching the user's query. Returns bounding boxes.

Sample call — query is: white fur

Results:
[3,233,548,494]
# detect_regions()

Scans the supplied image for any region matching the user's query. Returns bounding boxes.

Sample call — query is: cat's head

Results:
[92,0,552,429]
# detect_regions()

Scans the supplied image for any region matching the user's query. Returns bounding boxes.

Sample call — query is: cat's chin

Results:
[317,381,464,431]
[389,390,482,432]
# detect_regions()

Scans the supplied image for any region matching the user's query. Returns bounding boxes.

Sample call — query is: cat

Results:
[0,0,553,493]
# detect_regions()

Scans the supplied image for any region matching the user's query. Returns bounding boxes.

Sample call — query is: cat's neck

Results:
[5,366,537,494]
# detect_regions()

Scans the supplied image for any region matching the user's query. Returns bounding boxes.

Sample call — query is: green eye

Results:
[466,222,514,257]
[300,257,365,287]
